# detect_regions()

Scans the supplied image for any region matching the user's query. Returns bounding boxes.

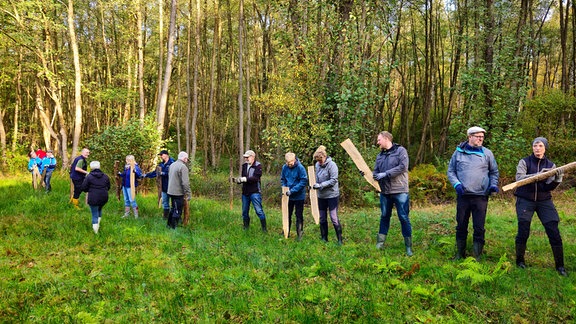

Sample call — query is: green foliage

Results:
[456,254,511,286]
[409,164,451,204]
[84,117,168,174]
[521,90,576,138]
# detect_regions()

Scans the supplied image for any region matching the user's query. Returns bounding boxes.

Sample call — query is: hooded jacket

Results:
[241,160,263,196]
[315,156,339,199]
[447,142,499,196]
[281,158,308,201]
[81,169,111,206]
[374,144,409,194]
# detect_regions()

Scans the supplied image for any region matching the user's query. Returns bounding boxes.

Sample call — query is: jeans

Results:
[379,192,412,237]
[242,193,266,221]
[122,186,138,208]
[162,191,170,210]
[89,205,103,224]
[44,169,54,191]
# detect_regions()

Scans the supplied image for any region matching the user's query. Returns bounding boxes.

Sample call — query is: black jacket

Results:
[82,169,111,206]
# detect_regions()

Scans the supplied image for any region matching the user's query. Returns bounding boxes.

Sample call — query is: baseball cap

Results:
[243,150,256,157]
[158,150,169,156]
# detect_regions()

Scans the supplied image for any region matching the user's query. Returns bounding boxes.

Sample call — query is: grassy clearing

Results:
[1,173,575,322]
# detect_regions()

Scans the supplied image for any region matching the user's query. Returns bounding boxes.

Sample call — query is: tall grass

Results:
[1,173,575,322]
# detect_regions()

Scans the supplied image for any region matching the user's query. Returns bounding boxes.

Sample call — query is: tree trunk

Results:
[190,0,201,162]
[137,0,146,121]
[238,0,245,169]
[208,0,221,168]
[68,0,83,161]
[156,0,178,135]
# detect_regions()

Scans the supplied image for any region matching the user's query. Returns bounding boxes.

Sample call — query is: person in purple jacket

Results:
[233,150,267,232]
[81,161,110,234]
[281,152,308,240]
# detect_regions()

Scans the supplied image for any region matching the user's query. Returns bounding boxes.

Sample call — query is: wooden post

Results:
[502,161,576,192]
[114,160,121,201]
[129,160,136,201]
[40,168,47,188]
[340,138,381,192]
[307,166,320,225]
[282,186,289,238]
[32,165,40,189]
[229,157,234,210]
[156,165,162,208]
[183,199,190,226]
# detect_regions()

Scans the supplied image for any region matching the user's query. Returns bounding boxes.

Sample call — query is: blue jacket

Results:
[28,157,43,173]
[281,159,308,201]
[120,163,144,188]
[41,157,57,173]
[70,155,88,181]
[374,144,409,194]
[145,157,175,192]
[447,142,499,196]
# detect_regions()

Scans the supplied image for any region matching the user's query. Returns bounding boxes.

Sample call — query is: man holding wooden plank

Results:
[447,126,499,261]
[167,151,191,229]
[144,150,175,219]
[372,131,413,256]
[513,137,567,276]
[312,145,342,244]
[281,152,308,240]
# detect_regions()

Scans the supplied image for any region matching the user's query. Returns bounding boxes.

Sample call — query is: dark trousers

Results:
[288,199,304,233]
[72,178,84,199]
[168,195,184,228]
[455,195,489,243]
[515,197,562,246]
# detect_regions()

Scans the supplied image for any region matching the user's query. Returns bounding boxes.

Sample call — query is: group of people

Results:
[68,149,191,233]
[27,149,57,192]
[27,126,569,276]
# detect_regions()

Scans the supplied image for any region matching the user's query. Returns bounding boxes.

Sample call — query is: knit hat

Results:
[532,137,549,150]
[467,126,486,136]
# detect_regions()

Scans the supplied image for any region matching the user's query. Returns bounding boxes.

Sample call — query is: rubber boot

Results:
[170,217,180,229]
[516,243,527,268]
[473,242,484,261]
[92,223,99,234]
[260,218,267,232]
[133,207,139,219]
[163,209,170,219]
[71,198,80,210]
[552,245,568,276]
[296,221,303,241]
[122,207,130,218]
[334,224,343,245]
[376,234,387,250]
[404,237,413,256]
[320,222,328,242]
[454,240,466,260]
[243,218,250,230]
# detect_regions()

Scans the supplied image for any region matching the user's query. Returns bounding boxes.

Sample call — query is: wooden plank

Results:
[32,165,40,189]
[129,160,136,201]
[114,160,121,201]
[229,157,234,210]
[156,165,162,208]
[282,186,289,238]
[340,138,381,192]
[40,167,47,188]
[183,199,190,226]
[502,161,576,192]
[307,165,320,225]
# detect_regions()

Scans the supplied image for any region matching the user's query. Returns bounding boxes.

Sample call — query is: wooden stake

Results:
[183,199,190,226]
[129,160,136,201]
[340,138,381,192]
[114,160,121,201]
[156,165,162,208]
[307,166,320,225]
[502,161,576,192]
[282,186,289,238]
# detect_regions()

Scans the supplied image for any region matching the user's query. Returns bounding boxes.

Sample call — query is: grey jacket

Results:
[167,159,191,197]
[315,156,339,199]
[374,144,409,194]
[447,142,499,196]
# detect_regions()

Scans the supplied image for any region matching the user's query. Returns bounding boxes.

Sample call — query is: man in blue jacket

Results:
[281,152,308,240]
[447,126,499,260]
[145,150,175,219]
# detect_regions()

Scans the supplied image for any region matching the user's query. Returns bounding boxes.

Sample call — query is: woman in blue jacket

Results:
[118,155,144,218]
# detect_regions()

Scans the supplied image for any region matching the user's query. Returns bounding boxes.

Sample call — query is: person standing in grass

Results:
[144,150,175,219]
[27,151,43,186]
[70,148,90,209]
[118,155,144,219]
[281,152,308,240]
[233,150,267,232]
[312,145,342,244]
[513,137,567,276]
[447,126,499,261]
[167,151,191,229]
[371,131,413,256]
[41,150,57,193]
[81,161,110,234]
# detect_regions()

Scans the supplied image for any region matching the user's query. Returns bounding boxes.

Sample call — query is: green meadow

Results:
[1,173,575,323]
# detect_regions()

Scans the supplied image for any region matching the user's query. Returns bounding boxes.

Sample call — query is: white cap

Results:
[467,126,486,136]
[243,150,256,157]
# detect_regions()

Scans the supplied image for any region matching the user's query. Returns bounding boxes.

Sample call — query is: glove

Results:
[358,169,365,177]
[160,171,166,176]
[373,172,387,181]
[286,190,292,196]
[185,194,191,201]
[239,177,247,183]
[117,172,122,177]
[489,186,499,194]
[312,183,322,189]
[455,184,465,196]
[553,168,564,182]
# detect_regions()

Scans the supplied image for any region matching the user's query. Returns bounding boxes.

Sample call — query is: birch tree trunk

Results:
[208,0,221,168]
[190,0,201,161]
[237,0,245,169]
[156,0,178,135]
[68,0,83,160]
